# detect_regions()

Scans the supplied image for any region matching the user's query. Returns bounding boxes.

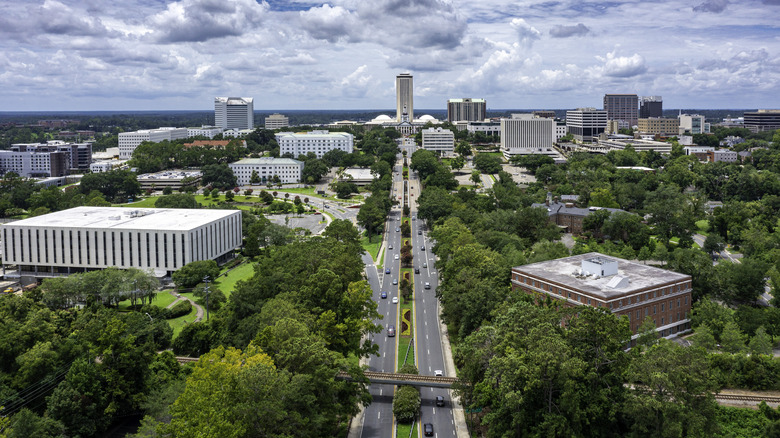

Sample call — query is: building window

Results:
[661,303,665,312]
[653,305,657,314]
[661,317,665,325]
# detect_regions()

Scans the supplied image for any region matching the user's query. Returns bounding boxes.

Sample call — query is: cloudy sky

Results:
[1,0,779,111]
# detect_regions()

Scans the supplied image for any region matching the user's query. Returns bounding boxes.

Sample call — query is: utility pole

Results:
[203,275,211,321]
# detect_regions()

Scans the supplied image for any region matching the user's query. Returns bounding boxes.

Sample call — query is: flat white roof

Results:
[4,206,238,232]
[230,158,303,166]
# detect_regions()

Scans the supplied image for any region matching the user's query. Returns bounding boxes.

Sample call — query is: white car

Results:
[392,297,398,304]
[394,254,399,260]
[434,370,443,377]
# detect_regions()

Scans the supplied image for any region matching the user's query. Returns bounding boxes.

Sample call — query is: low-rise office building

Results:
[264,113,290,129]
[2,207,242,278]
[707,149,738,163]
[3,141,92,177]
[276,130,354,158]
[566,108,607,142]
[511,253,692,339]
[118,127,188,159]
[678,114,710,135]
[229,157,303,184]
[421,127,455,154]
[137,170,202,190]
[637,117,680,136]
[187,126,223,139]
[744,110,780,133]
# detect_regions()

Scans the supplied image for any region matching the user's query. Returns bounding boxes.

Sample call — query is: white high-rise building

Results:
[421,128,455,154]
[275,130,354,158]
[118,127,188,159]
[396,73,413,123]
[214,97,254,131]
[500,114,555,159]
[566,108,608,142]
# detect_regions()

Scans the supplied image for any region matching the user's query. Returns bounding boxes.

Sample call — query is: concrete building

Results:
[339,168,375,186]
[467,121,501,137]
[118,127,188,159]
[566,108,608,142]
[683,146,715,161]
[214,97,254,131]
[264,113,289,130]
[3,141,92,177]
[187,126,223,139]
[603,94,639,128]
[447,98,486,122]
[500,114,555,159]
[639,96,663,118]
[596,138,672,154]
[744,110,780,133]
[137,170,202,190]
[396,73,413,123]
[229,157,303,185]
[511,253,692,339]
[707,149,738,163]
[678,114,710,135]
[2,207,242,278]
[276,130,353,158]
[421,127,455,154]
[637,117,680,136]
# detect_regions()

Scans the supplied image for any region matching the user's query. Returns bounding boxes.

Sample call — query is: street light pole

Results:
[203,275,211,321]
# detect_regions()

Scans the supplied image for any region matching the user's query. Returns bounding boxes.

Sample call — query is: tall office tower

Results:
[566,108,608,142]
[640,96,663,118]
[603,94,638,128]
[396,73,413,123]
[447,98,486,122]
[214,97,254,130]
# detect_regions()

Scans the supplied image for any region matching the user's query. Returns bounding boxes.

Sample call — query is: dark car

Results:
[415,267,420,274]
[387,325,395,337]
[417,230,422,235]
[381,291,387,299]
[424,423,433,436]
[436,395,445,407]
[386,268,391,274]
[421,246,425,251]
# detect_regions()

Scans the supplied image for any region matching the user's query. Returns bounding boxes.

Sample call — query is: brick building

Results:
[511,253,692,340]
[532,201,624,235]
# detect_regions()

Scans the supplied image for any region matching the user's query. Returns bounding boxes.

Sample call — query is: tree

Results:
[470,170,481,185]
[635,316,659,350]
[172,260,220,289]
[702,233,725,258]
[749,325,774,355]
[392,385,421,423]
[154,193,200,209]
[691,324,717,351]
[201,163,237,191]
[473,153,502,174]
[720,320,747,353]
[323,219,360,245]
[80,170,141,202]
[7,408,65,438]
[333,181,358,199]
[455,141,472,157]
[450,155,466,173]
[250,169,261,184]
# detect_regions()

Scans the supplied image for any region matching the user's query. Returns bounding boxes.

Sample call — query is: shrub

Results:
[167,300,192,319]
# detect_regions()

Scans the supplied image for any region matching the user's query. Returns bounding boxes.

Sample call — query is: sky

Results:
[1,0,779,112]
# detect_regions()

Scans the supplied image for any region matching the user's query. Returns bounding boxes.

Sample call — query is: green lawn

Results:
[696,219,710,235]
[116,197,159,208]
[396,422,418,438]
[361,234,382,262]
[215,262,255,298]
[116,290,178,311]
[169,305,199,338]
[398,336,414,370]
[273,187,319,197]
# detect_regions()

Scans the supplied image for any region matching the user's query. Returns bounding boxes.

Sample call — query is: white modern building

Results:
[215,97,254,131]
[596,138,672,154]
[396,73,413,123]
[2,207,242,278]
[421,127,455,154]
[276,130,354,158]
[566,108,608,142]
[500,114,556,159]
[264,113,289,129]
[229,158,304,185]
[187,126,223,139]
[467,121,501,137]
[678,114,710,135]
[118,127,188,159]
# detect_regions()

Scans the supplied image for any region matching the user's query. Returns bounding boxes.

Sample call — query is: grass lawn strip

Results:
[361,234,382,262]
[215,262,255,298]
[169,305,199,338]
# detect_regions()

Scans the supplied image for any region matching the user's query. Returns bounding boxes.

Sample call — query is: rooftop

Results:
[230,157,303,166]
[5,206,238,231]
[513,252,689,299]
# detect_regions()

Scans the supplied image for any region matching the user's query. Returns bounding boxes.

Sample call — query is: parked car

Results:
[387,325,396,337]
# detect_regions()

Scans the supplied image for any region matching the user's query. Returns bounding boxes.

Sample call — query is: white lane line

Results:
[378,412,381,419]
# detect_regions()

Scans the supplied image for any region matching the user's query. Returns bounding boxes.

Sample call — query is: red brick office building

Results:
[511,253,692,340]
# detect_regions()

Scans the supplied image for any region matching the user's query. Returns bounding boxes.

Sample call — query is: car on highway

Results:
[417,230,422,235]
[381,291,387,299]
[387,325,395,337]
[389,244,393,249]
[434,369,443,376]
[412,216,416,220]
[436,396,445,407]
[415,267,420,274]
[423,262,428,268]
[392,297,398,304]
[396,227,400,232]
[386,268,391,274]
[394,254,399,260]
[393,278,398,285]
[424,423,433,436]
[425,282,431,289]
[397,217,400,221]
[421,245,425,251]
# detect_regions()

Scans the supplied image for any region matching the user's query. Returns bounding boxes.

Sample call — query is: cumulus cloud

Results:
[339,65,374,98]
[355,0,467,49]
[298,4,360,43]
[596,51,647,78]
[549,23,590,38]
[510,18,541,48]
[150,0,268,43]
[693,0,728,13]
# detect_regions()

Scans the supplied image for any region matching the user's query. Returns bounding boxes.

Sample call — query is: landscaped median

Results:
[396,267,418,437]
